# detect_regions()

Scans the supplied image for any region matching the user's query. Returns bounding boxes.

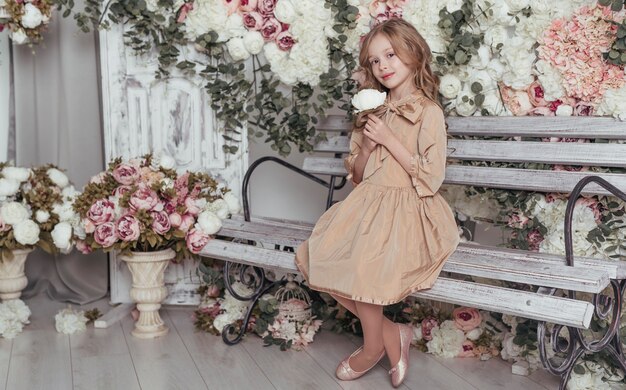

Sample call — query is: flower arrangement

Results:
[71,154,239,260]
[0,162,80,257]
[0,0,52,44]
[54,307,88,335]
[0,299,31,339]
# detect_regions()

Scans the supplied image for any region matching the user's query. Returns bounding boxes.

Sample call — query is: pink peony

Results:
[94,222,117,247]
[458,340,476,358]
[76,240,92,254]
[527,81,548,107]
[258,0,276,15]
[242,12,264,30]
[500,86,533,116]
[169,212,183,227]
[223,0,240,15]
[151,211,172,234]
[87,199,116,225]
[369,0,387,16]
[129,185,160,211]
[526,229,544,251]
[112,163,140,185]
[113,185,133,198]
[528,106,555,116]
[574,101,594,116]
[186,228,211,254]
[507,211,529,229]
[261,18,282,41]
[83,219,96,234]
[239,0,258,12]
[206,285,221,298]
[179,213,195,232]
[89,172,108,184]
[116,214,142,242]
[388,7,403,18]
[184,197,202,215]
[421,317,439,341]
[452,307,482,331]
[275,31,296,51]
[164,201,177,214]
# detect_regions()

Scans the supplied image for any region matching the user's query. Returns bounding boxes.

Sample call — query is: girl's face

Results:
[367,34,414,94]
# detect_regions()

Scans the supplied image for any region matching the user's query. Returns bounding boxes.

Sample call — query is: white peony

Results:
[1,201,29,225]
[469,69,496,91]
[466,327,483,341]
[47,168,69,188]
[223,192,241,214]
[0,178,21,197]
[243,31,264,55]
[226,37,250,62]
[439,74,462,99]
[274,0,296,24]
[556,105,573,116]
[529,0,552,15]
[482,91,508,116]
[196,211,223,235]
[2,167,31,182]
[13,219,40,245]
[221,14,246,42]
[445,0,464,12]
[206,199,230,219]
[35,210,50,223]
[468,45,492,70]
[10,29,29,45]
[185,0,229,42]
[351,89,387,113]
[51,222,73,253]
[486,59,506,82]
[21,3,44,29]
[454,92,477,117]
[159,155,176,170]
[504,0,529,13]
[55,308,88,335]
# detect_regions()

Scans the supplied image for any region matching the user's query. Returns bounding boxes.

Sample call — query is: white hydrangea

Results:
[596,86,626,121]
[534,60,566,101]
[500,37,535,89]
[55,308,88,335]
[223,192,241,214]
[184,0,230,42]
[426,320,465,358]
[205,199,230,220]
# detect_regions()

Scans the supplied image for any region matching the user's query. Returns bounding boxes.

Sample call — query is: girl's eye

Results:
[370,59,379,65]
[387,53,395,58]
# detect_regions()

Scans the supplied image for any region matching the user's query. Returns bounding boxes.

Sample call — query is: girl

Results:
[295,19,459,387]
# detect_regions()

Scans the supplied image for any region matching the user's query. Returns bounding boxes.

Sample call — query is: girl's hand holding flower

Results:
[364,114,395,147]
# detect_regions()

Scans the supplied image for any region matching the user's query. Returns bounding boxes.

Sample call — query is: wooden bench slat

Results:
[216,220,612,294]
[314,135,350,153]
[317,116,352,132]
[447,140,626,168]
[302,157,347,176]
[200,239,594,328]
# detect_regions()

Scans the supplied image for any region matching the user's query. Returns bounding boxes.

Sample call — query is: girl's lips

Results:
[382,72,394,80]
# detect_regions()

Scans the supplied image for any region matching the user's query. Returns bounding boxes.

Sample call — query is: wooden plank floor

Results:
[0,295,560,390]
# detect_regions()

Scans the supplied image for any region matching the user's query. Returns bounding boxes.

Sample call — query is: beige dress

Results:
[295,91,460,305]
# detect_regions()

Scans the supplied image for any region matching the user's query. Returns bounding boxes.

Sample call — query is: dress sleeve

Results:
[344,131,362,187]
[410,104,447,197]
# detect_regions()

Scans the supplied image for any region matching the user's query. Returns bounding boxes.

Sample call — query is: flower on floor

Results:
[72,153,238,260]
[0,299,31,339]
[55,307,88,335]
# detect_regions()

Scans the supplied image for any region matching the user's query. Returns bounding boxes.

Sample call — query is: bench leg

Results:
[538,279,626,390]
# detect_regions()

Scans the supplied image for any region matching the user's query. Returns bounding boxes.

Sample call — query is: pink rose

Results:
[500,86,533,116]
[528,106,555,116]
[113,185,133,198]
[421,317,439,341]
[526,229,544,251]
[169,212,183,227]
[94,222,117,248]
[151,211,172,234]
[129,185,160,211]
[261,18,282,41]
[574,101,594,116]
[458,340,476,358]
[186,228,211,254]
[164,201,177,214]
[238,0,258,12]
[452,307,482,331]
[258,0,276,15]
[275,31,296,51]
[242,12,264,30]
[112,163,140,185]
[184,197,202,216]
[223,0,240,15]
[527,81,547,107]
[369,0,386,16]
[83,219,96,234]
[179,213,195,233]
[374,12,389,25]
[87,199,116,225]
[388,7,403,18]
[76,240,92,254]
[116,214,142,242]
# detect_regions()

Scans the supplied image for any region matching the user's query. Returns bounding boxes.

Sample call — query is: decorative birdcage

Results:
[274,275,312,323]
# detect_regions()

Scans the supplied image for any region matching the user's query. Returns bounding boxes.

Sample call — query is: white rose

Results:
[468,69,496,91]
[274,0,296,24]
[0,178,20,197]
[51,222,73,253]
[21,3,44,29]
[243,31,264,55]
[439,74,462,99]
[221,14,246,41]
[529,0,551,15]
[483,25,507,50]
[47,168,69,188]
[223,192,241,214]
[196,211,222,235]
[35,210,50,223]
[446,0,464,12]
[1,202,29,225]
[455,92,477,117]
[13,219,40,246]
[486,59,505,82]
[351,89,387,113]
[504,0,529,13]
[466,327,483,341]
[226,37,250,62]
[556,104,573,116]
[159,155,176,170]
[10,29,29,45]
[54,308,88,335]
[2,167,31,182]
[469,45,492,70]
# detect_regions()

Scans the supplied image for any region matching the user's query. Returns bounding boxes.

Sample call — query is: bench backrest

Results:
[305,116,626,196]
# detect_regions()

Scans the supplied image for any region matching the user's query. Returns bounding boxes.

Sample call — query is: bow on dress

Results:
[351,96,425,177]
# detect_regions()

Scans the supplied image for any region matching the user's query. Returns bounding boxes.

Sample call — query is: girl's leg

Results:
[330,294,401,367]
[349,301,385,371]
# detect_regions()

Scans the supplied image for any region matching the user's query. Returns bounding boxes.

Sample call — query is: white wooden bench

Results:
[201,116,626,390]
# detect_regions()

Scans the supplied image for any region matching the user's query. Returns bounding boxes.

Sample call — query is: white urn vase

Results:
[0,248,33,302]
[119,248,174,339]
[0,1,9,20]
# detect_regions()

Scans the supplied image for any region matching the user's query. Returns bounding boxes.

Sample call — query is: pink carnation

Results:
[261,18,282,41]
[151,211,172,234]
[94,222,117,248]
[112,163,140,185]
[129,185,160,211]
[452,307,482,331]
[186,228,211,254]
[421,317,439,341]
[87,199,116,225]
[116,214,142,242]
[242,12,264,30]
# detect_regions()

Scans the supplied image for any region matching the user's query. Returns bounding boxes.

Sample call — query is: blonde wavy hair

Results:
[358,18,440,107]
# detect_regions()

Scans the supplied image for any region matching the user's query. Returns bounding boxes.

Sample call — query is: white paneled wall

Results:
[0,35,10,161]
